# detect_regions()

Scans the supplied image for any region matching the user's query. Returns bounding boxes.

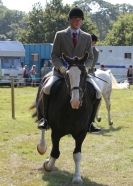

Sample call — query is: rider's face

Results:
[70,17,83,29]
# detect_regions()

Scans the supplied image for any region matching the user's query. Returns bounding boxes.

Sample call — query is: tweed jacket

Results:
[51,27,94,72]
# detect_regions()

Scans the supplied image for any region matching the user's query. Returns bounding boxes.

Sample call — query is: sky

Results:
[2,0,133,12]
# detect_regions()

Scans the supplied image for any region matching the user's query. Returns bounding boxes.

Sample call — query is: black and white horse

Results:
[34,53,100,184]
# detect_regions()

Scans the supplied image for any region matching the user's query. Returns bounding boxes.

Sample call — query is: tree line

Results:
[0,0,133,45]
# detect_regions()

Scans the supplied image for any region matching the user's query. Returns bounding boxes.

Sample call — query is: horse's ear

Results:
[79,52,88,63]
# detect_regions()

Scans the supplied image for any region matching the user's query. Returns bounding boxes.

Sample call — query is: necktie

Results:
[72,32,77,48]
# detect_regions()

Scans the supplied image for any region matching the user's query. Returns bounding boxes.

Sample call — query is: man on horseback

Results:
[90,34,99,73]
[37,7,101,132]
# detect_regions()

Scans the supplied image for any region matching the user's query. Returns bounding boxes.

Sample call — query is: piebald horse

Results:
[34,53,100,184]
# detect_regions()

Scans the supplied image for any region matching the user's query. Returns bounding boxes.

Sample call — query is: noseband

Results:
[71,86,81,91]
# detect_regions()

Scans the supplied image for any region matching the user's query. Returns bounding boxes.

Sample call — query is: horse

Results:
[33,53,100,184]
[91,69,129,126]
[91,69,113,125]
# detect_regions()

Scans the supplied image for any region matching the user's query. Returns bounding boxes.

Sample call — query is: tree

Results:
[18,3,45,43]
[18,0,97,43]
[43,0,70,42]
[0,3,26,40]
[19,1,70,43]
[104,13,133,45]
[73,0,133,40]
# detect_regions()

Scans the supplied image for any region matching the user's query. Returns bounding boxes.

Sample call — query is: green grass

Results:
[0,86,133,186]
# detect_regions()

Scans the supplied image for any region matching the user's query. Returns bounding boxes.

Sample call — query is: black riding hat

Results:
[68,7,84,20]
[91,34,98,42]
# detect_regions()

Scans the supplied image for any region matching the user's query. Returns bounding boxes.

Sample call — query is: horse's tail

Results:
[29,102,36,110]
[32,110,37,119]
[29,102,37,119]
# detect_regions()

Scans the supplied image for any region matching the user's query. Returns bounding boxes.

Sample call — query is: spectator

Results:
[23,65,29,85]
[127,65,133,85]
[41,62,51,78]
[30,65,37,86]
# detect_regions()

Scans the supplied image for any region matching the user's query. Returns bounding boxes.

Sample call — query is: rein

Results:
[90,73,109,84]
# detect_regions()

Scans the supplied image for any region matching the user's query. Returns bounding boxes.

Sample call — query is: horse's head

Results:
[62,53,88,109]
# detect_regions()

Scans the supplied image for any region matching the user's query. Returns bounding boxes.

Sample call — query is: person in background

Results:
[90,34,99,73]
[23,65,29,86]
[41,61,51,79]
[30,65,37,87]
[100,64,106,71]
[127,65,133,85]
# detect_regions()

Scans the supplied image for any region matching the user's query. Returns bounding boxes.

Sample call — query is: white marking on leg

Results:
[37,130,47,155]
[44,156,56,171]
[72,152,83,183]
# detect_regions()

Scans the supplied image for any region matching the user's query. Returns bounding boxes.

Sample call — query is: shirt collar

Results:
[70,27,80,36]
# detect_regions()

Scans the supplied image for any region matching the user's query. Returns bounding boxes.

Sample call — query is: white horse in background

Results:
[91,69,129,126]
[91,69,113,125]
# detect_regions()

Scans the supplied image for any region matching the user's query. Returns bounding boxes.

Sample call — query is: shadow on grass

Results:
[100,126,124,136]
[89,125,125,137]
[40,168,108,186]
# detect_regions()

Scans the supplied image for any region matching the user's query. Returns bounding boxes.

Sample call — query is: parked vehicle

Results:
[0,41,25,85]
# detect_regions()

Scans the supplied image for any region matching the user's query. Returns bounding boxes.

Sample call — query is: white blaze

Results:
[68,66,81,109]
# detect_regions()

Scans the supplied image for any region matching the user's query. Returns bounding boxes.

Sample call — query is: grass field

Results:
[0,86,133,186]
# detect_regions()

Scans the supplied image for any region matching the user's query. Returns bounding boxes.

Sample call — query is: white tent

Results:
[0,41,25,57]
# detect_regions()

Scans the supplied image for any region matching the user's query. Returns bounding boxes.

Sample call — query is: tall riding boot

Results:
[88,98,101,133]
[37,94,49,130]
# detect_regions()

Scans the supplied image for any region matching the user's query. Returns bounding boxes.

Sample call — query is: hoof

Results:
[37,144,47,155]
[97,117,101,122]
[72,176,83,184]
[43,159,53,172]
[109,121,113,126]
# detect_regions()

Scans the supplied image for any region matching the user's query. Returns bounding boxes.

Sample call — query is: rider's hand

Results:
[60,66,67,74]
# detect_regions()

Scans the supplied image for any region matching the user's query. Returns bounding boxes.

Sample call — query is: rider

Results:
[89,34,99,73]
[37,7,101,132]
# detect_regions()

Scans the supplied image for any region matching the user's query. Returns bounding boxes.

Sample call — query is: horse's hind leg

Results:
[103,94,113,126]
[72,131,87,184]
[43,131,60,171]
[96,99,102,122]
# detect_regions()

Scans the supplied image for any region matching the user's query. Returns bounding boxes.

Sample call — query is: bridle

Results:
[64,63,87,106]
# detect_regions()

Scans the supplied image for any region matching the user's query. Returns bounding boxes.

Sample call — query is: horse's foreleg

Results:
[43,156,56,172]
[72,132,86,184]
[96,99,102,122]
[73,152,82,183]
[44,131,60,171]
[37,129,47,155]
[104,95,113,125]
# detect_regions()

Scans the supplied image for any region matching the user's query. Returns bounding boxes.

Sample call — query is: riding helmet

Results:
[68,7,84,20]
[91,34,98,42]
